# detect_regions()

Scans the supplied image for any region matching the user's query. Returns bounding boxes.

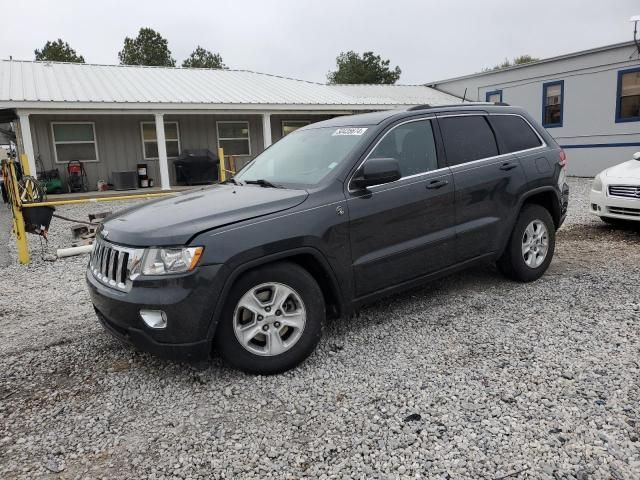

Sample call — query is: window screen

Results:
[489,115,542,153]
[368,119,438,177]
[618,69,640,120]
[543,81,563,127]
[51,123,98,163]
[217,121,251,156]
[141,122,180,159]
[438,116,499,166]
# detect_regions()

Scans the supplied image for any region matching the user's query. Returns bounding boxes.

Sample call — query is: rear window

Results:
[439,115,499,166]
[489,115,542,153]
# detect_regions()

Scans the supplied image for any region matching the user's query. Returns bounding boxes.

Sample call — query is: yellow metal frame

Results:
[2,157,176,265]
[5,147,228,265]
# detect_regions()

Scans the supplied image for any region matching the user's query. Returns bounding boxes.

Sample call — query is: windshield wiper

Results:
[244,179,282,188]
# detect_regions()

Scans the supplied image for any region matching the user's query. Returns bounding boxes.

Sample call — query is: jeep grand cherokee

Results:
[87,104,569,374]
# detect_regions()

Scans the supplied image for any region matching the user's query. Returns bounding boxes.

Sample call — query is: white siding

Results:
[430,43,640,176]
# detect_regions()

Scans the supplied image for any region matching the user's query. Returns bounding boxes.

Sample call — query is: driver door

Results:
[346,118,456,297]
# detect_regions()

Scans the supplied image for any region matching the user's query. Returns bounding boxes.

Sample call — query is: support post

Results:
[262,113,272,150]
[18,113,37,178]
[154,113,170,191]
[6,161,29,264]
[218,147,226,182]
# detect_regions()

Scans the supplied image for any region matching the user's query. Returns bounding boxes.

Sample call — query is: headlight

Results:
[141,247,203,275]
[592,174,602,192]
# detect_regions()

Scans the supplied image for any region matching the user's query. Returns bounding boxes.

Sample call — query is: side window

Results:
[369,120,438,177]
[489,115,542,153]
[542,81,564,127]
[438,116,499,166]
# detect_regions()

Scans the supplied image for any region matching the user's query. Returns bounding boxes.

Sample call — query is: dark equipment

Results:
[67,161,89,193]
[174,149,219,185]
[111,170,138,190]
[36,155,63,194]
[23,205,55,238]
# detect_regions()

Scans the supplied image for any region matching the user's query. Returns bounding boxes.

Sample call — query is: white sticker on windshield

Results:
[332,127,368,136]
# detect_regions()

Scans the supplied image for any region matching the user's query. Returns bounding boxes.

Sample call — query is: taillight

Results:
[559,150,567,168]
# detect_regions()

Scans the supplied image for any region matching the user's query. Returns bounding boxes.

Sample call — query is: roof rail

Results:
[406,104,431,111]
[407,102,501,112]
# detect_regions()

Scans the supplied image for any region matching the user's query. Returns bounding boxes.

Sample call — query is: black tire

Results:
[497,204,556,282]
[214,262,325,374]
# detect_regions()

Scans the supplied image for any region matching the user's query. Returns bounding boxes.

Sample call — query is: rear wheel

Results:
[497,204,555,282]
[215,262,325,374]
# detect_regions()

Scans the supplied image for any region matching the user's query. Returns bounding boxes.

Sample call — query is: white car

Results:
[590,152,640,223]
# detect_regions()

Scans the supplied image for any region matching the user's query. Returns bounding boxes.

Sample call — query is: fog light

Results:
[140,310,167,329]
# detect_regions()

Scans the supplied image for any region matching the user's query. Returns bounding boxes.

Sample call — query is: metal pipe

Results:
[21,192,176,208]
[57,244,94,258]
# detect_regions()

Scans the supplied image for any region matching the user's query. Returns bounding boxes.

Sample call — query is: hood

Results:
[102,184,308,246]
[605,159,640,180]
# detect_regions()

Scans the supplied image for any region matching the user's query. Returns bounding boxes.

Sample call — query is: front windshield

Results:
[235,126,370,186]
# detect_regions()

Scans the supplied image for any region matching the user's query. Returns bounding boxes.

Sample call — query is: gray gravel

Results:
[1,178,640,479]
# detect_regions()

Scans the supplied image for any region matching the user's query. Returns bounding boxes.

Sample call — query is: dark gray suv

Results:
[87,104,569,374]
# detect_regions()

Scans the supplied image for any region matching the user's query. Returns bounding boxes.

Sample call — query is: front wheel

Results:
[215,262,325,374]
[497,204,556,282]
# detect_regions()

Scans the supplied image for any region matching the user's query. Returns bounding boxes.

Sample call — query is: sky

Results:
[0,0,637,84]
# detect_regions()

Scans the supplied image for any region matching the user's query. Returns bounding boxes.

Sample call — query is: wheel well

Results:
[522,191,561,228]
[285,254,342,320]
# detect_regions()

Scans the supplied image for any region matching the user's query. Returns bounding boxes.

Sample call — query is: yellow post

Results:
[19,153,31,176]
[218,147,226,182]
[7,162,30,264]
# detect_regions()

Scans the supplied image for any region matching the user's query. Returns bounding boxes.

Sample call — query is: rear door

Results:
[487,114,549,190]
[437,114,528,262]
[346,118,456,297]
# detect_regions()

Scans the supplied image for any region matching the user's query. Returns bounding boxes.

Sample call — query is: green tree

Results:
[327,51,401,84]
[484,54,540,72]
[182,46,226,69]
[118,28,175,67]
[34,39,85,63]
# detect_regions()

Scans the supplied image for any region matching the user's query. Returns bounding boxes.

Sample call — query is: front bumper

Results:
[86,263,225,361]
[589,187,640,222]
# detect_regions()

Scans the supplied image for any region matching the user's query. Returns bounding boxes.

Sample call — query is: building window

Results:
[282,120,310,136]
[542,80,564,128]
[217,121,251,156]
[51,122,99,164]
[141,122,180,159]
[616,67,640,122]
[485,90,502,103]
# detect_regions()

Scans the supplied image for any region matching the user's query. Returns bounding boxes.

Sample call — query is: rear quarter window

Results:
[489,115,542,153]
[438,115,499,166]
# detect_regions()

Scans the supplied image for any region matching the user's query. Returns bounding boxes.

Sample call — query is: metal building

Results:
[0,60,458,191]
[427,41,640,176]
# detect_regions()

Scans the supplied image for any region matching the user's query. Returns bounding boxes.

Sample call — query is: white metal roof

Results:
[0,60,459,111]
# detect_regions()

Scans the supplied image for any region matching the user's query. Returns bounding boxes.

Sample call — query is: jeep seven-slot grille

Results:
[608,185,640,199]
[89,237,141,290]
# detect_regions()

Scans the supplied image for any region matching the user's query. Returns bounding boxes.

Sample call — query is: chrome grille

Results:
[89,237,143,291]
[608,185,640,199]
[608,206,640,217]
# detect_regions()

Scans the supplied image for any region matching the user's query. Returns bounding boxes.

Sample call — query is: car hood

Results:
[604,160,640,181]
[102,184,309,246]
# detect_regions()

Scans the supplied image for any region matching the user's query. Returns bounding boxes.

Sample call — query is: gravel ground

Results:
[1,178,639,479]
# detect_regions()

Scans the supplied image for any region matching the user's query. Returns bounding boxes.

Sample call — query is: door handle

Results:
[426,179,449,189]
[499,162,518,171]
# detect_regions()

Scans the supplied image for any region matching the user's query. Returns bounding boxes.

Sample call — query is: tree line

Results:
[32,27,538,84]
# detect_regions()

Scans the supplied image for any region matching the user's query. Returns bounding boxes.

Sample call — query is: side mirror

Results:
[351,158,401,189]
[633,152,640,161]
